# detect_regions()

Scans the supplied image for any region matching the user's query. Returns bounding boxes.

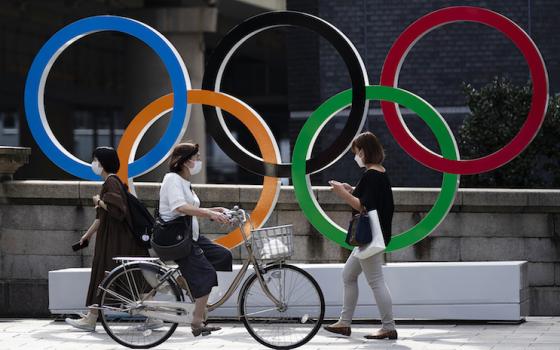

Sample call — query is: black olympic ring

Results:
[202,11,369,178]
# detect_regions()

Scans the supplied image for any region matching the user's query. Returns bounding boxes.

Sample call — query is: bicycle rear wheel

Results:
[99,262,183,349]
[239,263,325,349]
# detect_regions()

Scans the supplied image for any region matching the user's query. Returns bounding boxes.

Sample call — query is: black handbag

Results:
[150,215,193,261]
[346,211,373,247]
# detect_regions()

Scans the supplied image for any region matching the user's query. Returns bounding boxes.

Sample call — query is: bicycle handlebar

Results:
[224,205,247,225]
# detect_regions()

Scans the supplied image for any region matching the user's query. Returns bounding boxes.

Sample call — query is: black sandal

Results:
[191,325,216,337]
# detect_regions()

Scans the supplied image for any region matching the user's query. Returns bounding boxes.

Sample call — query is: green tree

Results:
[459,77,560,188]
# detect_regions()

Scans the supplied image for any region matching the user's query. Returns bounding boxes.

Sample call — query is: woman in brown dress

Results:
[65,146,149,331]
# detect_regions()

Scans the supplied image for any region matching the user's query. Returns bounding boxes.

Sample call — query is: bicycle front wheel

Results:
[239,263,325,349]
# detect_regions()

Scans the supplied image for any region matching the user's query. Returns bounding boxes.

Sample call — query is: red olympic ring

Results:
[380,6,549,175]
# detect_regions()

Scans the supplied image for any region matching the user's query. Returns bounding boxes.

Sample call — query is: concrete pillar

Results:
[123,7,217,183]
[0,147,31,181]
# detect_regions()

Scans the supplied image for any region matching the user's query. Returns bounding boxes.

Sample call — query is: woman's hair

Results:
[169,143,199,173]
[351,132,385,164]
[92,147,120,173]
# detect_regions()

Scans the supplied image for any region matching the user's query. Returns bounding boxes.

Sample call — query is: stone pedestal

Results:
[123,7,218,183]
[0,147,31,181]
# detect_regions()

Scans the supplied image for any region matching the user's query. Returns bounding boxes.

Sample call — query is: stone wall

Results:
[1,181,559,316]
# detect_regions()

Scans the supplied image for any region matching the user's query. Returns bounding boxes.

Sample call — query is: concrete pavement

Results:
[1,317,560,349]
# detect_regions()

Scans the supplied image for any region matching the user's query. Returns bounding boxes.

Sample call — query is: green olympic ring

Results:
[292,85,460,251]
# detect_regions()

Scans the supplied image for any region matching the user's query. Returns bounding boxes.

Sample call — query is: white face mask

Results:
[91,160,103,176]
[188,160,202,175]
[354,153,365,168]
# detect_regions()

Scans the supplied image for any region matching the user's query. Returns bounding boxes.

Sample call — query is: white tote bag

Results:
[352,209,386,259]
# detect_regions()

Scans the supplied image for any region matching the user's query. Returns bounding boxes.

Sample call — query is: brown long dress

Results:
[85,175,149,306]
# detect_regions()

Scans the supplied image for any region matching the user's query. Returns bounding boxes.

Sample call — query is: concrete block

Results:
[520,297,530,317]
[527,263,556,286]
[530,287,560,315]
[554,214,560,237]
[0,229,82,256]
[2,279,49,317]
[393,187,461,208]
[0,205,91,231]
[277,210,311,236]
[388,237,461,262]
[385,246,415,262]
[323,210,352,230]
[237,185,264,204]
[460,237,525,261]
[195,184,240,203]
[275,186,314,210]
[521,261,529,289]
[527,190,560,207]
[83,255,93,268]
[460,189,528,208]
[525,238,560,262]
[78,181,103,206]
[132,181,160,202]
[316,186,346,205]
[291,233,350,263]
[277,186,298,204]
[433,213,552,238]
[260,210,278,227]
[556,263,560,286]
[392,211,424,234]
[1,255,81,279]
[0,280,6,312]
[4,181,79,200]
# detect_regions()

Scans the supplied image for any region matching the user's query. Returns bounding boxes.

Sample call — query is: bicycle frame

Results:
[100,209,284,324]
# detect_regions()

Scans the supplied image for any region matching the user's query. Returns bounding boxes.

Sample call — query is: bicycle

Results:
[96,206,325,349]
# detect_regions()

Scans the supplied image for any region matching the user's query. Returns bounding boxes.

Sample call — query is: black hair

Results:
[92,146,120,173]
[351,132,385,164]
[169,143,199,173]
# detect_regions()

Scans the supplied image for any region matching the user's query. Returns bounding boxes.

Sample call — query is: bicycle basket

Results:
[250,225,293,261]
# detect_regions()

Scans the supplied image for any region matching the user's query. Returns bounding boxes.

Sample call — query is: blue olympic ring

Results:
[24,15,191,180]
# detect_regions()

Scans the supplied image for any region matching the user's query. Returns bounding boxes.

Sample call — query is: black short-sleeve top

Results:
[351,169,395,246]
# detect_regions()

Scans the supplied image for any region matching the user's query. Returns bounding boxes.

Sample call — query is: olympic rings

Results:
[24,15,191,180]
[116,90,281,249]
[24,7,549,252]
[292,86,460,251]
[380,6,549,175]
[202,11,369,178]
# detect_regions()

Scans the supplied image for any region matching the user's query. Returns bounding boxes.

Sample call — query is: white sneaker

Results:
[131,318,165,331]
[144,318,165,330]
[65,313,96,332]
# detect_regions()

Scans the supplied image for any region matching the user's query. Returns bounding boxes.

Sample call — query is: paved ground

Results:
[1,317,559,350]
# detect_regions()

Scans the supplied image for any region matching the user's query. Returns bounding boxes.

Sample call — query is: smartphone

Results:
[72,239,89,251]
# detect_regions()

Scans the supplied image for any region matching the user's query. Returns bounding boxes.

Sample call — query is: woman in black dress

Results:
[65,147,149,331]
[158,143,233,336]
[323,132,398,340]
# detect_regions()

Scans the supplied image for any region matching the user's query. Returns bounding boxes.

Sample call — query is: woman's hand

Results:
[210,207,228,213]
[342,183,353,192]
[208,210,230,224]
[80,219,99,244]
[79,233,89,245]
[329,180,346,197]
[92,194,100,207]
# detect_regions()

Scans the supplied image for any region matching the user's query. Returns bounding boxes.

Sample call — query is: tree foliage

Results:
[459,77,560,188]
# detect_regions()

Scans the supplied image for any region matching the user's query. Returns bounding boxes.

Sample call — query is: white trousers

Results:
[339,252,396,330]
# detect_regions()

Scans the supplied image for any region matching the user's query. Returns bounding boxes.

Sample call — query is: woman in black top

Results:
[323,132,397,340]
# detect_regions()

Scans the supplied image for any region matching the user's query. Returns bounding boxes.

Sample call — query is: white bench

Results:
[49,261,528,321]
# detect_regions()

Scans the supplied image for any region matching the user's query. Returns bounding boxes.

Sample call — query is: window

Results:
[73,109,123,161]
[0,111,19,146]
